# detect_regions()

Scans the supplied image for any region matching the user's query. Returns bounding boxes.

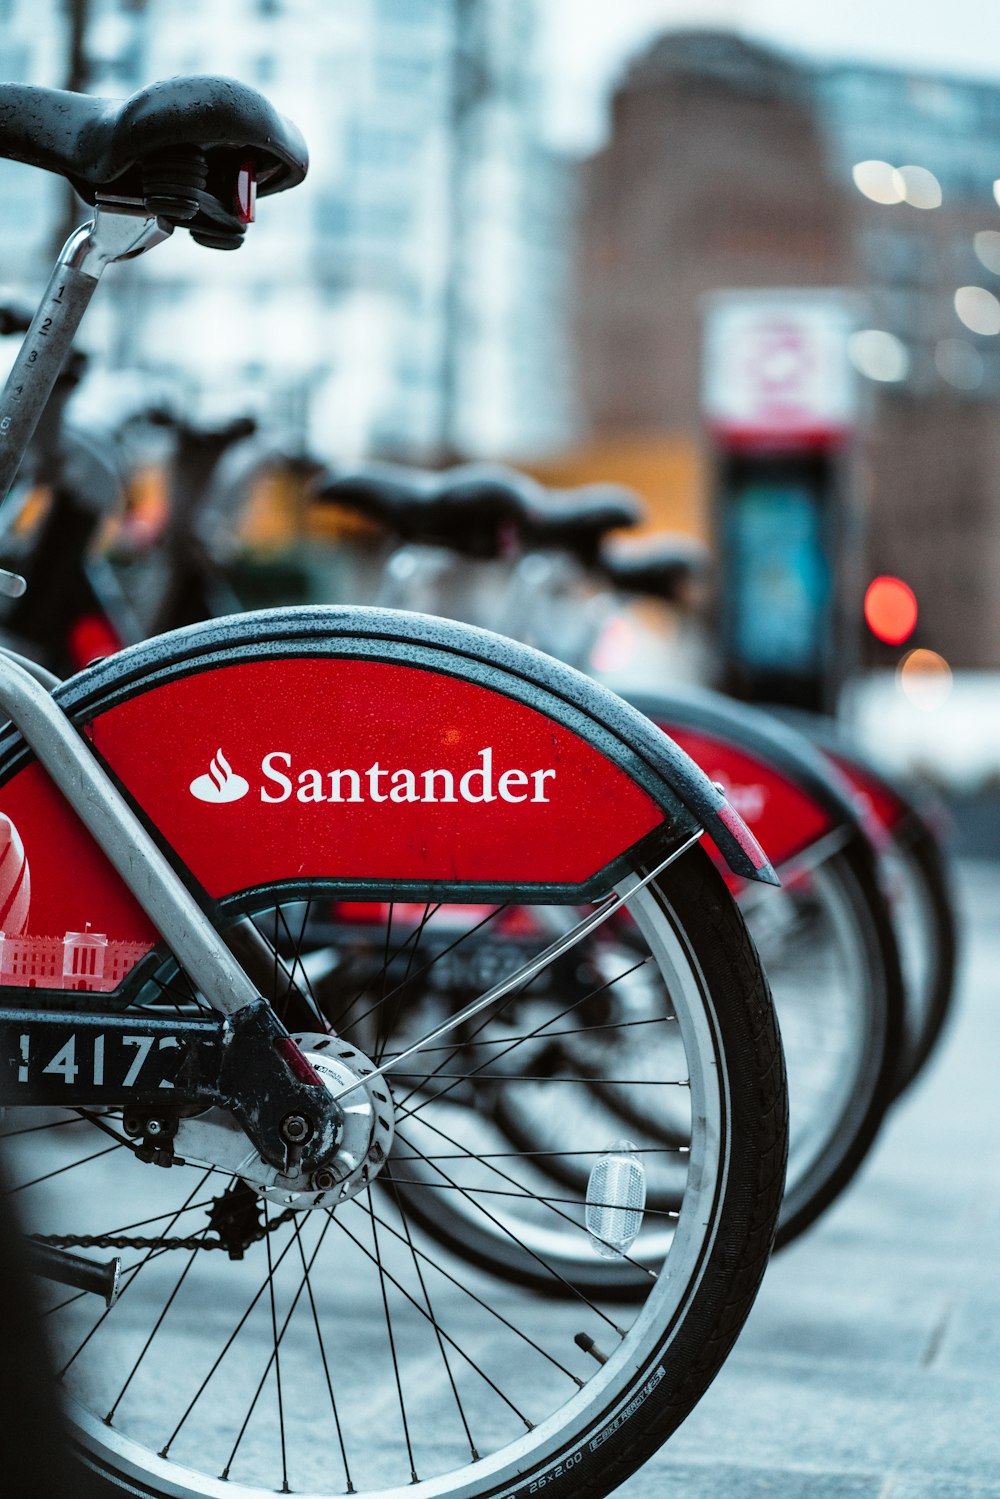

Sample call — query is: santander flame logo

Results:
[189,749,250,805]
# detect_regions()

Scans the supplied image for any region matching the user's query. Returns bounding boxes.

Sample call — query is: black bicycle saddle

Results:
[600,534,711,604]
[313,462,530,559]
[0,76,307,247]
[518,484,644,564]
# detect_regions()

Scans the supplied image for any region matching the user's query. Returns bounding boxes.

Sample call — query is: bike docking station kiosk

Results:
[702,290,860,714]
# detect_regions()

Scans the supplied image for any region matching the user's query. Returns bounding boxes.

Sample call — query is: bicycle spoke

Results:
[219,1212,334,1483]
[0,1114,108,1140]
[263,1203,290,1493]
[374,901,437,1064]
[396,1119,658,1281]
[138,963,208,1014]
[368,1185,419,1485]
[391,1071,688,1084]
[287,1215,354,1493]
[396,951,656,1116]
[391,1145,685,1162]
[7,1141,122,1195]
[56,1169,214,1376]
[379,1012,677,1056]
[394,1127,639,1314]
[105,1237,205,1423]
[328,900,495,1039]
[386,1177,680,1218]
[160,1220,303,1458]
[334,1206,537,1430]
[368,1178,582,1386]
[273,901,328,1030]
[385,1173,480,1462]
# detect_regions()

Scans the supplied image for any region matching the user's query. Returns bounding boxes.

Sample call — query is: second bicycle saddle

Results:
[0,76,308,246]
[314,462,531,559]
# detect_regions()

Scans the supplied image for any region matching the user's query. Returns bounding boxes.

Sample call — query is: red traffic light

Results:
[864,575,918,645]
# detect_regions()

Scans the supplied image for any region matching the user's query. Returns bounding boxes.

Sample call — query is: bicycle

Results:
[309,462,908,1255]
[39,424,913,1262]
[0,75,788,1499]
[77,438,900,1258]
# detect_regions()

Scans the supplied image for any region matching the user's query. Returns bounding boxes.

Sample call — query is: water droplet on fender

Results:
[586,1140,646,1258]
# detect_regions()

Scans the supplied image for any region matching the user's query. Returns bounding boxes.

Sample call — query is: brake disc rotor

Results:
[171,1031,395,1209]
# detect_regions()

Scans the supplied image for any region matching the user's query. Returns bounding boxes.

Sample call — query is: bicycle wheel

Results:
[403,832,898,1279]
[0,607,786,1499]
[458,707,906,1263]
[746,834,901,1244]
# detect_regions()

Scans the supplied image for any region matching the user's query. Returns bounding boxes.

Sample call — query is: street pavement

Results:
[618,858,1000,1498]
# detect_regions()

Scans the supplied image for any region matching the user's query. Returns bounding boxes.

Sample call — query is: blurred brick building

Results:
[575,30,1000,670]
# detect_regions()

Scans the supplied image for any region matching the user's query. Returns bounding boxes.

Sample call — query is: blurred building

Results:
[0,0,66,278]
[576,30,1000,670]
[0,0,573,460]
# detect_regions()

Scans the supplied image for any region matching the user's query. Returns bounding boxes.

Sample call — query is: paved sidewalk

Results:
[619,859,1000,1498]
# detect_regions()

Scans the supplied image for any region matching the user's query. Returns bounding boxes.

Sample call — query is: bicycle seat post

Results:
[0,207,171,594]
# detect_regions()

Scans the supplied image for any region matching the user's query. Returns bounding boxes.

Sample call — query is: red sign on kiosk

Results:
[703,291,857,451]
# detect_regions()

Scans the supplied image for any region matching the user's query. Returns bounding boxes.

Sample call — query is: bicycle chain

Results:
[29,1205,299,1254]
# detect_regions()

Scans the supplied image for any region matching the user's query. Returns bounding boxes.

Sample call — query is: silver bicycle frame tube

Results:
[0,648,259,1016]
[0,210,171,595]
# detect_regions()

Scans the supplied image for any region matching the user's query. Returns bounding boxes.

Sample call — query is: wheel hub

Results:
[171,1031,395,1209]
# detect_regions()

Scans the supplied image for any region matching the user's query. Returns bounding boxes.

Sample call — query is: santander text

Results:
[260,748,556,805]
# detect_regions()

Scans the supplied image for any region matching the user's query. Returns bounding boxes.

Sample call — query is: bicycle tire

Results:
[769,831,902,1245]
[768,709,959,1098]
[0,608,787,1499]
[885,816,960,1093]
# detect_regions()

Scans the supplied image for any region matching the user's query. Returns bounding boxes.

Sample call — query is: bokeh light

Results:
[848,329,910,382]
[935,338,984,389]
[896,164,942,208]
[973,229,1000,274]
[852,160,905,204]
[896,649,953,710]
[954,285,1000,334]
[864,575,918,644]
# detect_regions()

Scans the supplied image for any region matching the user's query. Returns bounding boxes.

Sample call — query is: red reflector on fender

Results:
[716,800,771,872]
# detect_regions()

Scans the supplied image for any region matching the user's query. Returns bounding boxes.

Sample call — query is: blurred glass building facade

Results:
[0,0,574,459]
[3,11,1000,669]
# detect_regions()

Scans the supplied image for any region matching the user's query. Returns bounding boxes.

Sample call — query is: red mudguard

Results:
[0,609,775,995]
